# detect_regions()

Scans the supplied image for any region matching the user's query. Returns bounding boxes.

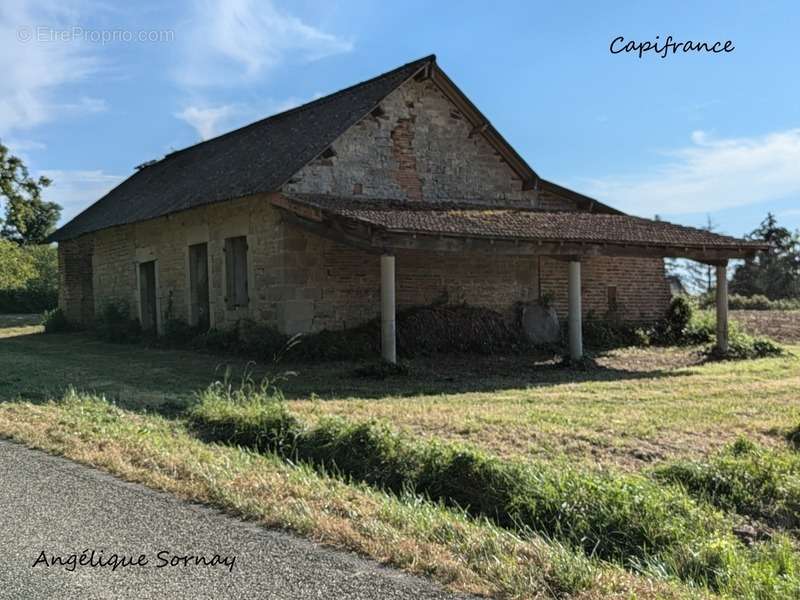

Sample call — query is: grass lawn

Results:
[1,312,799,598]
[2,313,798,470]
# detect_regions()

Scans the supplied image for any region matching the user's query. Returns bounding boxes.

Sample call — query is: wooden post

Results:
[716,262,729,354]
[568,260,583,360]
[381,255,397,363]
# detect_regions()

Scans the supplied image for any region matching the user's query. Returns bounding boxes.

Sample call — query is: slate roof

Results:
[281,194,766,251]
[49,55,436,242]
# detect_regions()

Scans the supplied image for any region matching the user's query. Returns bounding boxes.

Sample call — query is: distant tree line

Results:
[730,213,800,300]
[669,212,800,302]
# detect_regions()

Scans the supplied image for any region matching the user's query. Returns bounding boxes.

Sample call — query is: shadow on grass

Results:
[0,329,698,417]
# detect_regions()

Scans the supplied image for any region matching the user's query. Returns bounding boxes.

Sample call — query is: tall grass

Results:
[654,438,800,530]
[188,381,800,596]
[1,389,686,600]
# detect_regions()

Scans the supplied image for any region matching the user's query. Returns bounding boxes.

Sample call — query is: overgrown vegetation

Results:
[188,379,800,596]
[0,238,57,312]
[108,294,783,365]
[94,300,141,342]
[581,296,783,359]
[165,303,531,361]
[682,310,784,359]
[42,307,70,333]
[0,390,689,600]
[700,293,800,311]
[654,439,800,530]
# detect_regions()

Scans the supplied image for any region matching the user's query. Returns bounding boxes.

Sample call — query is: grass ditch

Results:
[0,390,691,600]
[653,438,800,531]
[187,378,800,598]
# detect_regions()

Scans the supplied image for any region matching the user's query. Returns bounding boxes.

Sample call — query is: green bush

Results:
[701,293,800,311]
[710,334,784,360]
[659,296,693,343]
[682,310,783,359]
[0,239,58,312]
[42,307,70,333]
[578,297,693,350]
[94,301,141,342]
[653,438,800,529]
[188,384,800,594]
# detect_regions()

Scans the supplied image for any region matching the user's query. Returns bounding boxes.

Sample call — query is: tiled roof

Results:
[282,194,765,251]
[48,56,436,242]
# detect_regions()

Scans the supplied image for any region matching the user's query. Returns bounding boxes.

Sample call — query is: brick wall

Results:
[278,226,671,330]
[540,256,671,321]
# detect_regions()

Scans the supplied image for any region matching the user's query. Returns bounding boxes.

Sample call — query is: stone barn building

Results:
[49,55,763,360]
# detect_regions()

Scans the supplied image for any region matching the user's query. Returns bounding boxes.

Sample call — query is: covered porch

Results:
[272,193,767,362]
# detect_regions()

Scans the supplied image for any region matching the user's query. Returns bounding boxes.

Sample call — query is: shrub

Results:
[682,309,782,359]
[161,318,198,344]
[653,438,800,529]
[42,308,70,333]
[184,303,531,362]
[709,334,784,360]
[0,239,58,312]
[188,384,800,594]
[659,296,693,343]
[94,301,141,342]
[701,293,800,311]
[788,425,800,451]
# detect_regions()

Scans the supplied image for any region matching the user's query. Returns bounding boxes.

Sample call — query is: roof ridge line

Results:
[155,54,436,165]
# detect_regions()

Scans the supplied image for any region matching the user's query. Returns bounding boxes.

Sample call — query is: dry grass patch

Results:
[0,393,688,600]
[732,310,800,344]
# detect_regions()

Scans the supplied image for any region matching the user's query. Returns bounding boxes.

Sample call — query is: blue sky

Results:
[1,0,798,238]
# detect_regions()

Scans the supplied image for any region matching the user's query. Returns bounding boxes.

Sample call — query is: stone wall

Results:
[58,74,669,334]
[60,201,670,333]
[62,195,290,332]
[284,76,577,210]
[58,235,95,325]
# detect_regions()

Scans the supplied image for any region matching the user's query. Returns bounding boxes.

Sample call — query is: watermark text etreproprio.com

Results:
[17,26,174,44]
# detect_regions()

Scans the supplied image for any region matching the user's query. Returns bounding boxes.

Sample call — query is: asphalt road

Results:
[0,440,472,600]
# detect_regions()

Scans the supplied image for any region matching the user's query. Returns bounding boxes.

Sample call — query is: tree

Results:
[0,141,60,245]
[730,213,800,300]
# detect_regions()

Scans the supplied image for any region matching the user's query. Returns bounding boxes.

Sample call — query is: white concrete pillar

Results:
[380,254,397,363]
[568,260,583,360]
[716,262,729,354]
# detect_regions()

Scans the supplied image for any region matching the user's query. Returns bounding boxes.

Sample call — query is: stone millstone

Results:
[521,304,560,344]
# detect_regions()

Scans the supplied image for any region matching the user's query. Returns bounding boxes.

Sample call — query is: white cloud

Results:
[580,128,800,216]
[176,94,324,140]
[40,169,124,223]
[177,0,353,87]
[0,1,99,134]
[175,104,238,140]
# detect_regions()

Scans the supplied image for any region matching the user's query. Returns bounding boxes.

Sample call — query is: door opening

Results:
[139,260,158,332]
[189,243,210,330]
